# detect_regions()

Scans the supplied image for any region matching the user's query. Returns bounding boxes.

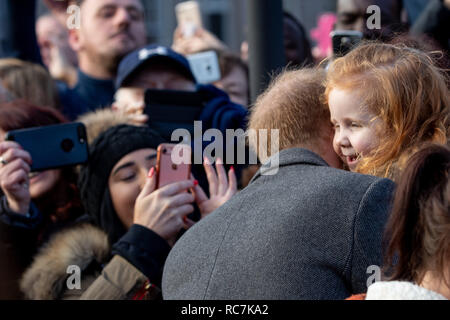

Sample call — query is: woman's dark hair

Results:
[384,144,450,285]
[0,100,82,226]
[0,99,67,131]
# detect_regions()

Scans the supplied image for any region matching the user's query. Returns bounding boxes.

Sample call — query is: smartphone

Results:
[330,30,363,57]
[5,122,88,172]
[156,143,191,189]
[144,89,206,141]
[175,0,203,37]
[186,50,221,84]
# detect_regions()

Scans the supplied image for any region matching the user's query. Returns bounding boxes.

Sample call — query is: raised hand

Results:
[192,157,237,218]
[0,141,32,214]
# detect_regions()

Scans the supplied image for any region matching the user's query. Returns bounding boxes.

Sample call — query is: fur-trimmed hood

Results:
[20,223,110,300]
[76,108,131,144]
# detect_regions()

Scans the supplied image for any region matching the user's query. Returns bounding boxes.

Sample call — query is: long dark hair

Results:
[383,144,450,285]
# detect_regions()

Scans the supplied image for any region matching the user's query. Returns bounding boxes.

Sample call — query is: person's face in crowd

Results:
[126,63,196,91]
[335,0,370,33]
[214,65,249,107]
[29,170,62,199]
[36,15,77,68]
[71,0,147,70]
[335,0,401,34]
[283,17,309,66]
[328,88,382,171]
[108,148,157,229]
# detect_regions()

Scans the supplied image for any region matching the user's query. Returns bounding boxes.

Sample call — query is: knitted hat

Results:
[78,124,165,241]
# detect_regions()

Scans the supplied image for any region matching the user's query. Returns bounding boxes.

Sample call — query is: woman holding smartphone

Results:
[0,100,83,299]
[19,118,237,300]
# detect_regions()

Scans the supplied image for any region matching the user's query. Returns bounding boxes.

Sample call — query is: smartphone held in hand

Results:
[5,122,89,172]
[175,0,203,37]
[156,143,191,189]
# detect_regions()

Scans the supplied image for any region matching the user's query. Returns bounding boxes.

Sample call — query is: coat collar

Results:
[251,148,329,183]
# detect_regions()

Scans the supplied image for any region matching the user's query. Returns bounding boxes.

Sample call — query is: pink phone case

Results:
[156,144,191,189]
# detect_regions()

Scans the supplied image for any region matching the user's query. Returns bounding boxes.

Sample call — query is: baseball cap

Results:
[115,45,197,89]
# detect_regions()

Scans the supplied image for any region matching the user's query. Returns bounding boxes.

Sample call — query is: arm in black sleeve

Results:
[0,0,43,64]
[111,224,171,287]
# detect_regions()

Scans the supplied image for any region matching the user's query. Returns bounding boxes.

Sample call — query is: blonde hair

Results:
[0,58,59,109]
[248,68,330,162]
[325,42,449,179]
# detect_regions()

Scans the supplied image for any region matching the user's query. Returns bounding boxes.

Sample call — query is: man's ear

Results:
[68,28,82,52]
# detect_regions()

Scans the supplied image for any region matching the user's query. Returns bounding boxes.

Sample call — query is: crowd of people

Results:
[0,0,449,300]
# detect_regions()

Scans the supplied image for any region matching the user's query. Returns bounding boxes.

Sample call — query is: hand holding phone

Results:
[175,1,203,38]
[0,141,32,214]
[134,145,196,246]
[5,122,88,172]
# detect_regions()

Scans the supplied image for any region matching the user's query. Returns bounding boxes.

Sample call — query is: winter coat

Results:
[20,223,161,300]
[163,148,395,300]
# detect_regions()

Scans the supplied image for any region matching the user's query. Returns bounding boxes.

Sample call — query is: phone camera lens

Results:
[163,148,167,154]
[61,139,74,153]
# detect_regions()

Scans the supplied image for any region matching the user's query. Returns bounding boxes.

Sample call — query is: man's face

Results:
[126,63,196,91]
[335,0,370,33]
[335,0,401,34]
[75,0,147,65]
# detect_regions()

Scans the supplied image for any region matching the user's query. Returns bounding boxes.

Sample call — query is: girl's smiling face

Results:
[328,88,383,171]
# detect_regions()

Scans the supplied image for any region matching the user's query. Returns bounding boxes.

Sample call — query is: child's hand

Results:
[192,157,237,218]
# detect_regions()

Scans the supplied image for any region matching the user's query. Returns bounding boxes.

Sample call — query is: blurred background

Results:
[37,0,336,52]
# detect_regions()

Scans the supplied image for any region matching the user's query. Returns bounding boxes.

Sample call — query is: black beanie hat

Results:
[78,124,165,240]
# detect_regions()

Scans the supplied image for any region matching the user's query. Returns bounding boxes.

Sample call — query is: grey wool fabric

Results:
[162,148,395,300]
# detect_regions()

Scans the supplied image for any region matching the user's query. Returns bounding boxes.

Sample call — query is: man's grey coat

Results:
[162,148,395,300]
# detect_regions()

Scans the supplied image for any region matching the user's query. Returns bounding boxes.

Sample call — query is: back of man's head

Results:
[248,68,340,167]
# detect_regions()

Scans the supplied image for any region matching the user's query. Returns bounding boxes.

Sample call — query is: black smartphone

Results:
[5,122,89,172]
[144,89,206,141]
[330,30,363,57]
